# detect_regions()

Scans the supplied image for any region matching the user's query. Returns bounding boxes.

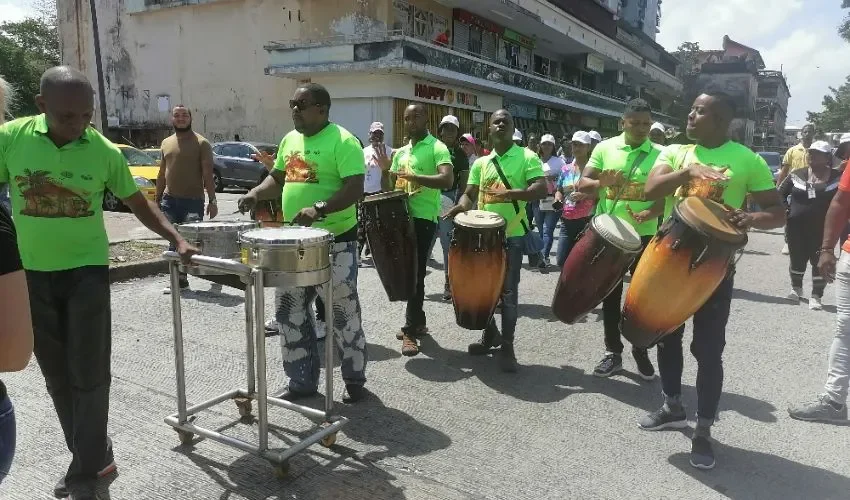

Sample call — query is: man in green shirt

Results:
[580,99,665,381]
[389,103,454,357]
[0,66,198,500]
[238,84,369,403]
[445,109,547,372]
[643,91,784,470]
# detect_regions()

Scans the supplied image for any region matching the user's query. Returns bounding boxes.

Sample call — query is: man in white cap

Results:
[649,122,666,146]
[588,130,603,153]
[360,122,393,259]
[513,128,524,146]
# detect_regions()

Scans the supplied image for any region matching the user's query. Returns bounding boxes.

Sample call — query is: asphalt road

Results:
[3,228,849,499]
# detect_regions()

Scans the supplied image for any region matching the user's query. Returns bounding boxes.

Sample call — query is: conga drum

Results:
[361,191,417,301]
[551,214,642,324]
[621,197,747,348]
[448,210,507,330]
[251,198,284,228]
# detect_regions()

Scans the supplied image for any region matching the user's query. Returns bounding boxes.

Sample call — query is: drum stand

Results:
[161,252,347,477]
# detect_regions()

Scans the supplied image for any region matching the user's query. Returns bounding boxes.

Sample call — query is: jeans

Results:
[27,266,112,486]
[787,217,826,297]
[556,217,590,267]
[657,274,735,421]
[275,240,367,393]
[602,235,654,354]
[539,210,561,261]
[485,237,524,344]
[160,194,204,251]
[0,394,14,484]
[404,218,438,333]
[0,184,10,213]
[826,253,850,404]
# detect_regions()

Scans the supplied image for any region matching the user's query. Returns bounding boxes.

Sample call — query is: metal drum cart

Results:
[163,225,347,477]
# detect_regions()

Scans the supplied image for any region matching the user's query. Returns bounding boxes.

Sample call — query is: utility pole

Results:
[89,0,109,135]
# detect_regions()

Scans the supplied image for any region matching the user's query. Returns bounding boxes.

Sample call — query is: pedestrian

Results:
[459,133,479,165]
[360,122,393,259]
[444,109,547,372]
[649,122,667,146]
[553,131,595,267]
[0,66,198,499]
[579,99,664,381]
[588,130,602,153]
[389,103,454,356]
[643,90,785,470]
[237,83,369,403]
[537,134,565,266]
[527,132,540,154]
[557,133,573,163]
[778,123,816,255]
[155,105,218,294]
[513,128,523,147]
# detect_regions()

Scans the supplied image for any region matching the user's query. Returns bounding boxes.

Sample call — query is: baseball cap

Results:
[588,130,602,142]
[650,122,665,132]
[808,140,832,154]
[840,133,850,145]
[540,134,556,145]
[571,131,592,144]
[460,133,476,145]
[439,115,460,129]
[513,129,523,141]
[369,122,384,133]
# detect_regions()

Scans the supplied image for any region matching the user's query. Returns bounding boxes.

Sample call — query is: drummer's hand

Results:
[569,192,589,202]
[443,204,466,220]
[237,192,258,214]
[483,189,511,203]
[175,238,200,265]
[251,152,276,170]
[819,250,837,283]
[293,207,320,226]
[687,163,728,181]
[597,169,625,188]
[626,206,652,224]
[726,208,754,229]
[206,202,218,219]
[396,171,418,182]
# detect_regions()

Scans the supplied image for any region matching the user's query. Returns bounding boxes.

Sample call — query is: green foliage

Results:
[807,76,850,131]
[841,0,850,43]
[0,12,60,118]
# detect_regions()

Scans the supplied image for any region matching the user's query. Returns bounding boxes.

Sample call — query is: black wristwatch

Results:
[313,201,328,217]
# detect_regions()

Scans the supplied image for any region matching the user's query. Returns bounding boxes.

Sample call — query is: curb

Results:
[109,258,168,284]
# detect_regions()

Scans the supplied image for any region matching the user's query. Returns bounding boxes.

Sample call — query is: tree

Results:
[674,41,702,77]
[841,0,850,43]
[807,76,850,132]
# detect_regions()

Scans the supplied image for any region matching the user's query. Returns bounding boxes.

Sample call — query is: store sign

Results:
[539,106,570,123]
[453,8,503,34]
[503,28,535,49]
[503,99,538,119]
[586,53,605,74]
[414,83,480,108]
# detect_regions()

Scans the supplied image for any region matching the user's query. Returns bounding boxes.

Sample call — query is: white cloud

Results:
[0,1,35,24]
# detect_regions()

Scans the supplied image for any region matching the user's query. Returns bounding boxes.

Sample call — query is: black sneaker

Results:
[632,347,655,380]
[498,344,518,373]
[690,436,716,470]
[593,353,623,377]
[55,442,116,498]
[468,327,503,355]
[442,282,452,301]
[343,384,368,403]
[637,403,688,431]
[67,480,100,500]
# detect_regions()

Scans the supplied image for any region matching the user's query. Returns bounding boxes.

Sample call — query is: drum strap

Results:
[490,157,530,235]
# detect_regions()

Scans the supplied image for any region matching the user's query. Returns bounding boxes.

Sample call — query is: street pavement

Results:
[3,227,849,499]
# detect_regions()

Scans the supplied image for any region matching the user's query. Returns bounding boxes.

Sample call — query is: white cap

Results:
[369,122,384,133]
[571,131,592,144]
[808,140,832,154]
[513,129,523,141]
[650,122,666,132]
[588,130,602,142]
[840,133,850,145]
[439,115,460,129]
[540,134,556,145]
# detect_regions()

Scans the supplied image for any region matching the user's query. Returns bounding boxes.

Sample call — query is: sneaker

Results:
[593,352,623,377]
[637,403,688,431]
[809,296,823,311]
[781,243,790,255]
[54,458,116,498]
[788,394,848,423]
[343,384,368,403]
[468,327,503,355]
[401,333,419,357]
[632,348,655,381]
[315,319,327,340]
[787,287,803,302]
[163,277,189,295]
[396,326,428,340]
[498,344,518,373]
[442,282,452,301]
[265,318,280,337]
[690,436,716,470]
[67,481,100,500]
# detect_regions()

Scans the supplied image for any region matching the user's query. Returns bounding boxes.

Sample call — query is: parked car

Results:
[758,151,782,183]
[106,145,159,211]
[144,148,162,162]
[212,141,278,192]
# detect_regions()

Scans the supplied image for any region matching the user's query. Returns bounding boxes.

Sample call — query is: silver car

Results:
[211,141,278,192]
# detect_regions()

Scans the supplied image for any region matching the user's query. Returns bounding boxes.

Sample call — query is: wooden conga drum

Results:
[361,191,417,301]
[250,198,284,228]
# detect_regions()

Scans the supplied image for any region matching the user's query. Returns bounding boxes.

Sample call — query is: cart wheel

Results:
[235,399,253,417]
[320,432,337,448]
[176,429,194,446]
[273,461,290,478]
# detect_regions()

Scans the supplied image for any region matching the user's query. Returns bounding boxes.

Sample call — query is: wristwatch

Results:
[208,198,217,205]
[313,201,328,217]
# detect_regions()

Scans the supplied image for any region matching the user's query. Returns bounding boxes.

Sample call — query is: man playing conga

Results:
[643,91,784,469]
[445,110,547,372]
[389,103,454,357]
[238,83,368,403]
[579,99,665,380]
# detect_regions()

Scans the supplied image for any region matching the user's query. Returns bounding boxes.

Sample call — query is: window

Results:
[121,147,157,166]
[219,144,250,158]
[468,26,483,55]
[503,41,520,68]
[534,55,552,77]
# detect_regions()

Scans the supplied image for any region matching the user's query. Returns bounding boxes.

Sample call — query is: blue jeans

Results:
[0,394,14,484]
[160,194,204,250]
[539,210,560,260]
[486,237,523,344]
[556,217,590,267]
[276,240,367,393]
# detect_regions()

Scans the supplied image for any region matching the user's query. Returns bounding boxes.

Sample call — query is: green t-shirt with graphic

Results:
[390,134,452,222]
[657,141,776,210]
[273,123,365,236]
[0,115,139,271]
[587,134,663,236]
[467,145,545,238]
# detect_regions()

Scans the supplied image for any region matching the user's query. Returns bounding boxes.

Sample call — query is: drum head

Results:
[178,221,258,233]
[591,214,642,251]
[454,210,506,229]
[241,226,332,245]
[677,197,746,243]
[363,190,407,204]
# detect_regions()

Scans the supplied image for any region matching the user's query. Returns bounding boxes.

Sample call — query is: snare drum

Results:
[177,221,259,275]
[622,197,747,348]
[551,214,642,324]
[361,191,417,301]
[448,210,507,330]
[240,227,333,286]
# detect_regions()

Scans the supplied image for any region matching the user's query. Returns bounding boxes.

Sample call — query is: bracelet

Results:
[818,248,835,256]
[208,199,217,205]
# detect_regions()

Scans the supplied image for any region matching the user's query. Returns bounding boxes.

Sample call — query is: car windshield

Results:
[759,153,781,169]
[121,147,157,166]
[145,149,162,161]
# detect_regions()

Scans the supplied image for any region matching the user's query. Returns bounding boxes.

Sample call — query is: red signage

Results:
[453,9,503,35]
[414,83,480,108]
[415,83,447,102]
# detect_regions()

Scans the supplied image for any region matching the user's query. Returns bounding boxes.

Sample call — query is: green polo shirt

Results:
[390,134,452,222]
[0,115,139,271]
[467,145,545,238]
[587,133,662,236]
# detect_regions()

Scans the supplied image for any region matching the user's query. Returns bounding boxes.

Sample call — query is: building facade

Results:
[753,70,790,151]
[58,0,683,148]
[617,0,661,40]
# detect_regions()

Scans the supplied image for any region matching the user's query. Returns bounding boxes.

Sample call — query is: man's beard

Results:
[174,123,192,132]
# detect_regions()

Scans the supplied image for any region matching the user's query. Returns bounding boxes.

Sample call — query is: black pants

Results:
[404,218,437,333]
[27,266,112,486]
[602,235,654,354]
[657,274,734,421]
[787,217,826,298]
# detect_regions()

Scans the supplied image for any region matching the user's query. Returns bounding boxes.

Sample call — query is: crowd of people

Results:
[1,65,849,500]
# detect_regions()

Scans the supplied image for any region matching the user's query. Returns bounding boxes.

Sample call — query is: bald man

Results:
[0,66,198,499]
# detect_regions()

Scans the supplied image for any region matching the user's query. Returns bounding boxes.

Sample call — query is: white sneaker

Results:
[781,244,790,255]
[810,296,823,311]
[787,287,803,301]
[315,319,327,340]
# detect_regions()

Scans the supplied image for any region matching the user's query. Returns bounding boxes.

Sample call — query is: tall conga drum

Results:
[622,197,747,348]
[551,214,642,324]
[251,198,284,228]
[361,191,417,301]
[448,210,507,330]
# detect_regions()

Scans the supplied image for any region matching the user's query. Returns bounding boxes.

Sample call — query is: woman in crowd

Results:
[779,140,842,310]
[553,131,595,267]
[459,133,479,165]
[537,134,566,266]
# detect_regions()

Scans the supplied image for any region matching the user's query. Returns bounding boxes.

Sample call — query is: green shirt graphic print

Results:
[390,134,452,222]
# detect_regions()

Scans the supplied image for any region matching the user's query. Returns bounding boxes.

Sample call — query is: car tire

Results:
[103,190,123,211]
[213,170,224,193]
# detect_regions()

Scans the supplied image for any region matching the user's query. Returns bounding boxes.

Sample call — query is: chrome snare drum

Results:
[177,221,259,275]
[240,227,334,287]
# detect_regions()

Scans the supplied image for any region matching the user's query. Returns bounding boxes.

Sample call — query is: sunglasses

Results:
[289,100,320,110]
